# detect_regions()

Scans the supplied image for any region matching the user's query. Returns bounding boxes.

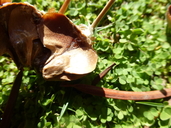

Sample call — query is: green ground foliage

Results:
[1,0,171,127]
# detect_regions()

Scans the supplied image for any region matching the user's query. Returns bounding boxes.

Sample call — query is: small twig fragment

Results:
[58,0,71,14]
[91,0,115,29]
[92,63,116,85]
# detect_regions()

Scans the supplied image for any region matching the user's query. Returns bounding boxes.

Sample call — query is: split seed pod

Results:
[0,2,97,81]
[38,13,97,80]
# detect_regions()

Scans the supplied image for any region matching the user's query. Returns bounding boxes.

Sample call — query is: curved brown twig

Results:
[62,84,171,100]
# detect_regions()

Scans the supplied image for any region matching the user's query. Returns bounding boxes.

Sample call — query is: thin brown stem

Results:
[1,69,23,128]
[62,84,171,100]
[58,0,71,14]
[91,0,115,29]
